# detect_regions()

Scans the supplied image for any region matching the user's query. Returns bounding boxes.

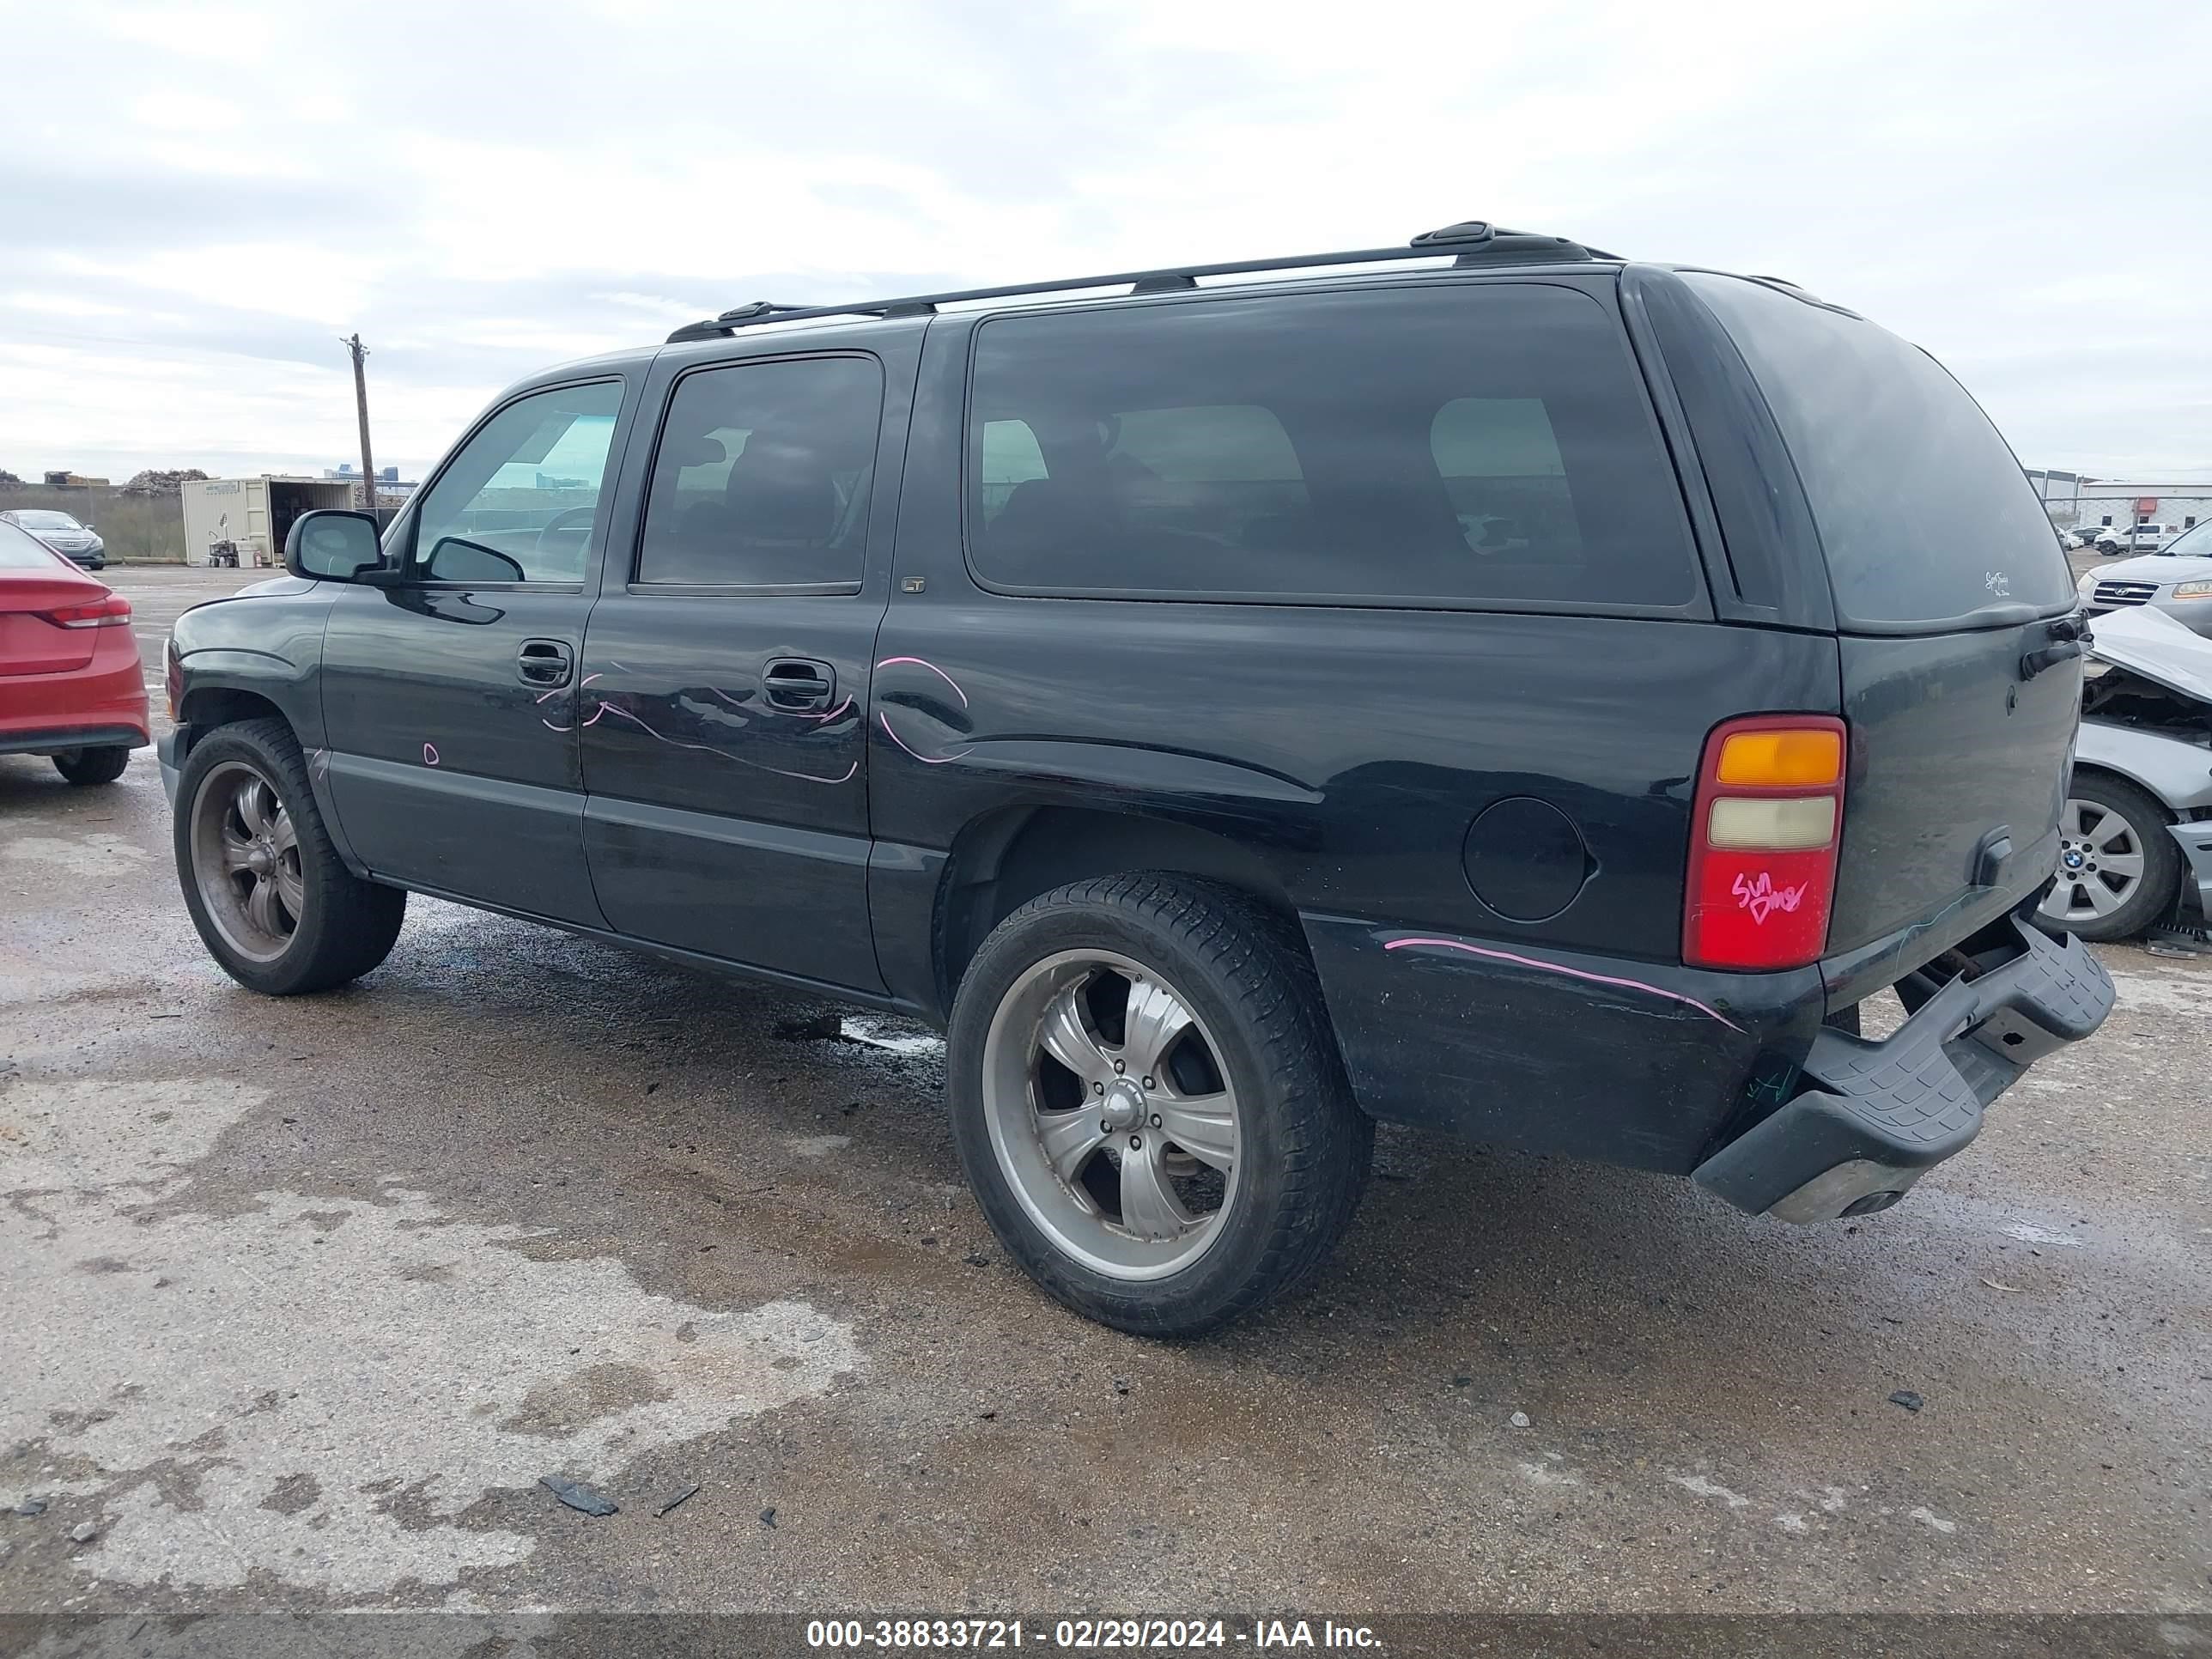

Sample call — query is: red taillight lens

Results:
[40,594,132,629]
[1684,714,1847,971]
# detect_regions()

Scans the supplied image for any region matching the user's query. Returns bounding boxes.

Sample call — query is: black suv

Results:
[162,222,2113,1334]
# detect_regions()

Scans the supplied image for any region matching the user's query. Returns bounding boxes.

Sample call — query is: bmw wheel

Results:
[2038,771,2182,942]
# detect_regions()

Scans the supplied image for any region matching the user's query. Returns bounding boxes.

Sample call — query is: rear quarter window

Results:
[963,283,1701,611]
[1681,274,2073,628]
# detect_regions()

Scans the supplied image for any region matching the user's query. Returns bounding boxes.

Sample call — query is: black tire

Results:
[2039,770,2182,943]
[173,716,407,994]
[947,874,1372,1337]
[53,745,131,786]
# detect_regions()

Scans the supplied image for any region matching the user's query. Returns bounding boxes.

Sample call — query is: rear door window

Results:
[1680,273,2073,628]
[635,355,884,587]
[964,283,1700,610]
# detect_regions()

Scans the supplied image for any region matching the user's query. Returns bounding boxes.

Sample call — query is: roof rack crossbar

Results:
[665,222,1609,342]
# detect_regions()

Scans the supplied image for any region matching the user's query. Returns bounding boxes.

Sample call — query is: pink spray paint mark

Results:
[598,702,855,784]
[541,720,574,732]
[535,685,566,705]
[875,656,969,708]
[580,702,609,726]
[580,672,601,687]
[422,743,439,767]
[878,711,973,766]
[1382,936,1744,1034]
[1732,870,1808,926]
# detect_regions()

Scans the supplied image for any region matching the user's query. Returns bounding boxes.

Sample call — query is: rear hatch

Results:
[1679,273,2081,956]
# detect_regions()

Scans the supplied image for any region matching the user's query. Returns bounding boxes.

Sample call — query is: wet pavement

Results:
[2,568,2207,1622]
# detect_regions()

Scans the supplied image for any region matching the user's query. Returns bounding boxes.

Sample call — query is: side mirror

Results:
[285,510,385,581]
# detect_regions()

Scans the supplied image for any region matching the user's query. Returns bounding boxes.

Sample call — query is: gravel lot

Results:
[2,568,2206,1630]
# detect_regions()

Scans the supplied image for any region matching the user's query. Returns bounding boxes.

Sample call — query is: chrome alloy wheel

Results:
[979,950,1242,1280]
[2040,794,2148,927]
[189,760,304,963]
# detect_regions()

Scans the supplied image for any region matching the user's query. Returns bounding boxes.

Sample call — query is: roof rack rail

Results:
[665,219,1618,343]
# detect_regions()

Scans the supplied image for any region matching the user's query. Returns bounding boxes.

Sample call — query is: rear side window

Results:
[964,284,1699,608]
[1681,274,2072,627]
[637,355,884,587]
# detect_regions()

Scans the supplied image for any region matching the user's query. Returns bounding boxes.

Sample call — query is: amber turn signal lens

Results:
[1714,727,1843,788]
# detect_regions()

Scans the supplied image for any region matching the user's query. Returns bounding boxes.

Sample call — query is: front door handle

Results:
[518,639,574,687]
[763,658,835,710]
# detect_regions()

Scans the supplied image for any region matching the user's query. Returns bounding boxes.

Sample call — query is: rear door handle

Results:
[763,658,835,710]
[518,639,574,687]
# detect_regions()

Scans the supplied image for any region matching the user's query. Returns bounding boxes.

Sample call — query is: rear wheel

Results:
[2037,771,2182,942]
[52,745,131,786]
[947,874,1371,1337]
[174,717,407,994]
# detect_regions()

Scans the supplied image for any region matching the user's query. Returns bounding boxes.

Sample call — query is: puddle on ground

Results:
[772,1012,945,1060]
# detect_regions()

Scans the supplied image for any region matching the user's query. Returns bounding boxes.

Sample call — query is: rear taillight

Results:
[40,594,132,629]
[1684,715,1847,971]
[166,635,185,721]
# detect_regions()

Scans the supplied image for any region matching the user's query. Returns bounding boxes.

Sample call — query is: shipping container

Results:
[179,477,359,567]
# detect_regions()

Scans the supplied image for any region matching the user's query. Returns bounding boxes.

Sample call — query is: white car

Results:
[2095,523,2179,556]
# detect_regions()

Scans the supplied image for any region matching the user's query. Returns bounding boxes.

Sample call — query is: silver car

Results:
[2076,518,2212,638]
[0,508,105,569]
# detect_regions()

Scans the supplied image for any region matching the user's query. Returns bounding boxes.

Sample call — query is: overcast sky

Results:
[3,0,2207,484]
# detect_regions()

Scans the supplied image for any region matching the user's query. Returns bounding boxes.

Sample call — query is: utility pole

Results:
[343,333,377,517]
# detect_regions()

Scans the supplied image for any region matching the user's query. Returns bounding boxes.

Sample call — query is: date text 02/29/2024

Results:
[804,1618,1383,1650]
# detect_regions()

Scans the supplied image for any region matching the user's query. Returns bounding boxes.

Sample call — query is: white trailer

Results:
[179,477,359,568]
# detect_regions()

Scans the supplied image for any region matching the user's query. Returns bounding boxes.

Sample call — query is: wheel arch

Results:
[173,681,363,878]
[177,684,292,742]
[932,805,1301,1014]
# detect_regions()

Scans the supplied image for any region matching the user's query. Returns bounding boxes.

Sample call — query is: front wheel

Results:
[53,745,131,786]
[2037,771,2182,942]
[947,874,1371,1337]
[174,717,407,994]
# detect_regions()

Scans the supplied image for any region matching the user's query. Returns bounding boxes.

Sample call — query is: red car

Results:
[0,514,149,785]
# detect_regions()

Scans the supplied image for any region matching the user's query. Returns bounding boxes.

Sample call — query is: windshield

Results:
[2161,520,2211,558]
[1682,273,2074,628]
[10,510,84,531]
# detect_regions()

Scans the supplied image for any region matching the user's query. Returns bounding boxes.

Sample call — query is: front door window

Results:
[410,382,623,583]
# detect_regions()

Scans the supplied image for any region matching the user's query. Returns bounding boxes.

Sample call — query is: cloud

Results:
[0,0,2206,480]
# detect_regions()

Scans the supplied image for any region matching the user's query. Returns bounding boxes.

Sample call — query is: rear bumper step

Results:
[1693,918,2113,1222]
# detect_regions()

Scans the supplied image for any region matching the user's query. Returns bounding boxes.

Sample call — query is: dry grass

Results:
[0,485,185,562]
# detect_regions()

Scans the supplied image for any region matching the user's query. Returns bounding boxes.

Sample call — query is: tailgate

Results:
[1830,629,2076,950]
[1669,272,2081,957]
